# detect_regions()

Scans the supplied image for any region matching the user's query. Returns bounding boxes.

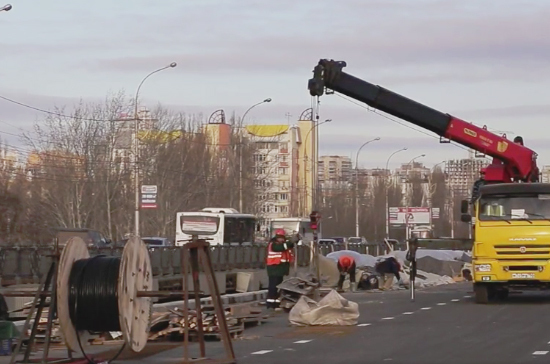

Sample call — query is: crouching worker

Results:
[337,255,357,292]
[375,257,402,290]
[266,229,295,310]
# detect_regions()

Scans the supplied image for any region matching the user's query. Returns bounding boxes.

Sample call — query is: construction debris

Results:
[147,302,267,342]
[277,275,320,311]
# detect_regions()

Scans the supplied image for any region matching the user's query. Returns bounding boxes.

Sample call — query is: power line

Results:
[335,94,493,161]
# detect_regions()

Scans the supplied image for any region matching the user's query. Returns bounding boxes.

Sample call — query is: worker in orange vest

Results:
[266,229,295,309]
[337,255,357,292]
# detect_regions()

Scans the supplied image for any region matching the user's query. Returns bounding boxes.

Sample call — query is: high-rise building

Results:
[540,166,550,183]
[445,157,490,197]
[318,155,353,188]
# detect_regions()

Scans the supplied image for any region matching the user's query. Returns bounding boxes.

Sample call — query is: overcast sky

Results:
[1,0,549,170]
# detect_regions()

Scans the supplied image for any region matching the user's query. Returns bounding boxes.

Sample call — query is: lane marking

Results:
[403,312,414,315]
[437,303,446,306]
[252,350,273,355]
[294,340,313,344]
[533,351,548,355]
[421,307,431,310]
[357,323,371,327]
[451,299,460,302]
[464,295,471,298]
[382,317,394,320]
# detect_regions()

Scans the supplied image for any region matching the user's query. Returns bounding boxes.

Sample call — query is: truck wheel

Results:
[474,283,490,304]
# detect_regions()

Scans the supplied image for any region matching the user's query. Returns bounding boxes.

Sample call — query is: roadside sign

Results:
[432,207,440,219]
[141,184,158,209]
[389,207,430,225]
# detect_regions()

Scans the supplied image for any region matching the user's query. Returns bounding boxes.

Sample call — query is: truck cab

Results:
[462,183,550,303]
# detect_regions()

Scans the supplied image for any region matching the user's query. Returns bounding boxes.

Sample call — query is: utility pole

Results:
[303,119,331,216]
[404,154,425,240]
[385,147,407,239]
[354,138,380,237]
[133,62,177,237]
[238,98,272,213]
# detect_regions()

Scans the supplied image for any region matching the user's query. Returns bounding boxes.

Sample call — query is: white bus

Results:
[175,208,258,246]
[268,217,322,244]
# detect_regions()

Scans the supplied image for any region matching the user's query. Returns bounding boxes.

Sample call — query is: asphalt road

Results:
[25,283,550,364]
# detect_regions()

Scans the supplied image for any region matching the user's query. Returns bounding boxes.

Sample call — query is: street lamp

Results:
[133,62,177,237]
[0,4,11,11]
[303,119,332,215]
[354,137,381,237]
[238,98,272,213]
[404,154,426,240]
[385,147,408,238]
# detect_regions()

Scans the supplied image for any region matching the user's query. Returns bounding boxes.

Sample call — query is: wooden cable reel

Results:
[56,236,153,354]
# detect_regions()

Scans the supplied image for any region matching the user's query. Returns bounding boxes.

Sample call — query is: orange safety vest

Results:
[266,242,295,265]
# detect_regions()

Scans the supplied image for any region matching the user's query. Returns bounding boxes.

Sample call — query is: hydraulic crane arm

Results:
[308,59,539,183]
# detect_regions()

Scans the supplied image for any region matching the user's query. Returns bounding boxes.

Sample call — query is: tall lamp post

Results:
[0,4,11,11]
[404,154,426,240]
[303,119,331,214]
[133,62,177,237]
[354,137,381,237]
[238,98,272,213]
[385,147,408,238]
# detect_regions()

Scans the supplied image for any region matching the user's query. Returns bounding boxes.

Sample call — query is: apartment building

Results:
[445,157,490,197]
[318,155,353,190]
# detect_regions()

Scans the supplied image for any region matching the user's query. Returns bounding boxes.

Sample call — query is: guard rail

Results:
[0,242,390,286]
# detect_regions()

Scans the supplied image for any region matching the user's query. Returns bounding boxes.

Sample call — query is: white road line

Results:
[451,299,460,302]
[402,312,414,315]
[533,351,549,355]
[464,295,472,298]
[437,303,446,306]
[294,340,313,344]
[382,317,394,320]
[357,323,371,327]
[421,307,431,310]
[252,350,273,355]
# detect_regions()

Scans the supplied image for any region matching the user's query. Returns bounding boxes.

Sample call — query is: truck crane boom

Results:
[308,59,539,184]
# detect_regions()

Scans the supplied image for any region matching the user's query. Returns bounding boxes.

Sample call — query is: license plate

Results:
[511,273,535,279]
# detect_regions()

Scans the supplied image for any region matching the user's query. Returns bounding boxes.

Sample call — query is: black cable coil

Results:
[68,256,122,332]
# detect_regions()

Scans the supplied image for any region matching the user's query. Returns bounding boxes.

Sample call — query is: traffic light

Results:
[309,210,320,230]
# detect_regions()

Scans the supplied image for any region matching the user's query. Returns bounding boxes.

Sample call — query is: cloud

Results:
[81,0,550,84]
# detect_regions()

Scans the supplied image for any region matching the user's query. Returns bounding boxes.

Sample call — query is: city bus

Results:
[175,208,258,246]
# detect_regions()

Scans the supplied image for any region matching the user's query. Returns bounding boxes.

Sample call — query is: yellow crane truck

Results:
[461,183,550,303]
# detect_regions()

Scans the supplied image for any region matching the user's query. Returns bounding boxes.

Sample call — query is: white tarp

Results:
[389,249,471,262]
[326,250,378,268]
[288,290,360,326]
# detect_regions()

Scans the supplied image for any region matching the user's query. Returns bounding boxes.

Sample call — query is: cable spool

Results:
[56,236,153,354]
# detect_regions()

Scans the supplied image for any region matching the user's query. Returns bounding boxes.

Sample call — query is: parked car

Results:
[330,237,347,244]
[318,239,338,245]
[348,237,368,244]
[115,236,173,249]
[55,228,111,248]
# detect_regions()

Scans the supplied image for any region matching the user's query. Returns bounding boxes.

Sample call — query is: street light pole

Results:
[303,119,331,215]
[134,62,177,237]
[238,98,272,213]
[354,137,381,237]
[385,147,408,239]
[404,154,426,240]
[0,4,12,11]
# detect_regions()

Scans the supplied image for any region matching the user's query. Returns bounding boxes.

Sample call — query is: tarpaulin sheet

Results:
[288,290,359,326]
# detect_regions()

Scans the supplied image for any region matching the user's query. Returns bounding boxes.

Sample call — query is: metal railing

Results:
[0,242,392,286]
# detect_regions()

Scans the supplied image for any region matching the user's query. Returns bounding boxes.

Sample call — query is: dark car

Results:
[56,228,111,248]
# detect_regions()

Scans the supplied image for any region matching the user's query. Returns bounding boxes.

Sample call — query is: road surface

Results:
[19,283,550,364]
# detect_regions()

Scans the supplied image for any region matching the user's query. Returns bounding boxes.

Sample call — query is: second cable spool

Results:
[56,236,153,353]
